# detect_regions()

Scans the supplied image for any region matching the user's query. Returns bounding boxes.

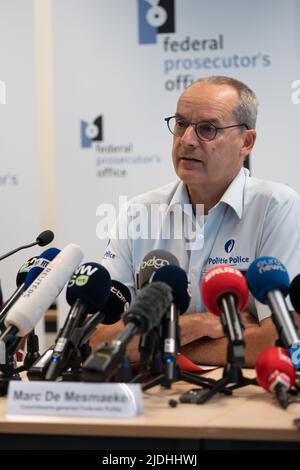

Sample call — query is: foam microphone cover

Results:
[5,244,83,336]
[256,346,295,392]
[66,262,111,314]
[246,256,290,304]
[152,264,190,314]
[24,247,61,289]
[122,282,173,334]
[139,249,179,288]
[101,280,131,325]
[16,256,39,287]
[289,274,300,313]
[201,265,249,316]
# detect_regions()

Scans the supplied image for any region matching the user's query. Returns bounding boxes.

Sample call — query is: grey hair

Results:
[196,76,258,129]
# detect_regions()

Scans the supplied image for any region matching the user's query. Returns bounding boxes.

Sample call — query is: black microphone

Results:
[45,262,111,381]
[81,282,173,382]
[0,230,54,261]
[151,265,190,380]
[138,250,180,367]
[79,280,131,346]
[28,280,130,381]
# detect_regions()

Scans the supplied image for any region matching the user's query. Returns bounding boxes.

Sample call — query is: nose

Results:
[179,124,199,147]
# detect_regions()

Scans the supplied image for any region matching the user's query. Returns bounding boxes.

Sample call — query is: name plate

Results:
[7,381,144,418]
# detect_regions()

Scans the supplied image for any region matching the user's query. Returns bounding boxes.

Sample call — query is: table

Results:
[0,368,299,449]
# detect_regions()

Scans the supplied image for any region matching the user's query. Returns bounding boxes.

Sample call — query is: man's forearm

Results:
[181,318,277,367]
[89,320,141,362]
[179,311,224,345]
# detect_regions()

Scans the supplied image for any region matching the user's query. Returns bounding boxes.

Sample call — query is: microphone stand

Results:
[55,311,108,382]
[14,329,40,373]
[131,305,218,392]
[0,335,22,396]
[186,304,259,404]
[131,327,163,383]
[185,341,257,404]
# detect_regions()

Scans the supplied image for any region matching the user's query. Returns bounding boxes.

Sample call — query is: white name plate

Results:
[7,381,144,418]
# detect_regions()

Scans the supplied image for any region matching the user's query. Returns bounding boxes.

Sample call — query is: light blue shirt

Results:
[101,168,300,321]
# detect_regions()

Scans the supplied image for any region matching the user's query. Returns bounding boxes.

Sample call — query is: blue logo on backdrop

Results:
[80,115,103,148]
[138,0,175,44]
[225,239,235,254]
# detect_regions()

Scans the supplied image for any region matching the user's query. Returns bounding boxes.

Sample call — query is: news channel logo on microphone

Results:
[288,344,300,370]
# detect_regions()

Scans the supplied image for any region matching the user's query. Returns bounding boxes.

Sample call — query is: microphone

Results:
[0,244,83,342]
[139,249,180,288]
[0,249,60,333]
[29,279,130,381]
[246,256,300,349]
[256,346,296,409]
[45,262,111,381]
[289,275,300,313]
[201,265,248,366]
[81,282,173,381]
[138,249,180,366]
[152,265,190,314]
[151,265,190,379]
[80,280,131,345]
[287,275,300,369]
[23,248,60,289]
[99,280,131,324]
[0,256,37,333]
[0,230,54,261]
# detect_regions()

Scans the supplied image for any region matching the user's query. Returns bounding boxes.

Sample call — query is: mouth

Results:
[180,157,204,164]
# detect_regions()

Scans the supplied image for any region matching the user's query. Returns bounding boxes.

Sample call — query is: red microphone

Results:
[256,346,295,409]
[201,265,249,366]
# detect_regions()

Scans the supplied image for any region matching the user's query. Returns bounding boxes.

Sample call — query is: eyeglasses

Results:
[164,116,249,142]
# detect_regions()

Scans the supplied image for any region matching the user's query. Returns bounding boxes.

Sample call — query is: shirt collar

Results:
[217,167,248,219]
[169,181,193,218]
[169,167,249,219]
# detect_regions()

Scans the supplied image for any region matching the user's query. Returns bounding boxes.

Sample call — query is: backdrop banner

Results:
[52,0,300,319]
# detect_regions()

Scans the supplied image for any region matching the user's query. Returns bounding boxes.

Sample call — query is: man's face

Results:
[172,82,255,190]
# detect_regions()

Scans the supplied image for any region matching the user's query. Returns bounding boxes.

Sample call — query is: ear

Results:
[240,130,256,159]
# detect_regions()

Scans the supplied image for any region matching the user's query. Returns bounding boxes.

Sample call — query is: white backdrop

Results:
[52,0,300,321]
[0,0,40,300]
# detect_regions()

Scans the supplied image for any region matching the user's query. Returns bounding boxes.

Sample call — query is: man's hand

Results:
[179,310,260,347]
[179,312,225,346]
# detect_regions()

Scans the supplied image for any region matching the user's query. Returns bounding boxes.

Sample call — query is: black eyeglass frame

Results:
[164,116,249,142]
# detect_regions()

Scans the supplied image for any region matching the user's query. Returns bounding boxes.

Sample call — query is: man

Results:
[91,76,300,366]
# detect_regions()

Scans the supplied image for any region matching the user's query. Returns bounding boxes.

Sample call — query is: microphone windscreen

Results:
[101,280,131,325]
[16,256,38,287]
[139,250,179,288]
[66,263,111,314]
[256,346,295,392]
[5,244,83,336]
[36,230,54,246]
[289,274,300,313]
[246,256,290,304]
[152,265,190,314]
[201,265,248,316]
[122,282,173,334]
[24,248,61,289]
